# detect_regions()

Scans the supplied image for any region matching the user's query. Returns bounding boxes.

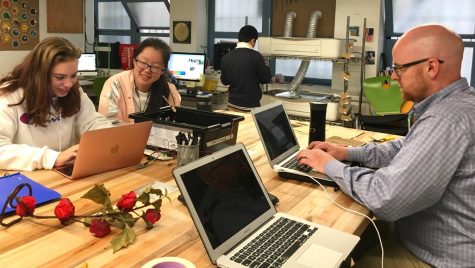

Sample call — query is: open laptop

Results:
[77,53,98,77]
[251,101,336,186]
[172,143,359,268]
[54,121,152,179]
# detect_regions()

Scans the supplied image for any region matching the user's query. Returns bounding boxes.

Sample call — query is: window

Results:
[385,0,475,85]
[391,0,475,34]
[95,0,170,45]
[208,0,332,85]
[214,0,264,32]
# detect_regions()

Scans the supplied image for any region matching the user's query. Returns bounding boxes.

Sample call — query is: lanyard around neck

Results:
[135,88,151,112]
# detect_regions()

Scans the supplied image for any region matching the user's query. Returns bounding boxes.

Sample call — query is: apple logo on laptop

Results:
[110,144,119,154]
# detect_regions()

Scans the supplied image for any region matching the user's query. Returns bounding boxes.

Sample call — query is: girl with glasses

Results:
[98,38,181,123]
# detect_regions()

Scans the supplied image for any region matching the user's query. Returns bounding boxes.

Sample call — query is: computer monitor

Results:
[77,53,98,77]
[167,52,206,83]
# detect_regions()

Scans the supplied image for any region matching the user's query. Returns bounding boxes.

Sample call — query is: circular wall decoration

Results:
[173,21,191,44]
[0,0,38,50]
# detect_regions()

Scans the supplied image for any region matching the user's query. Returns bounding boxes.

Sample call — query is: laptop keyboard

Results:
[55,165,74,176]
[282,157,313,173]
[230,217,317,268]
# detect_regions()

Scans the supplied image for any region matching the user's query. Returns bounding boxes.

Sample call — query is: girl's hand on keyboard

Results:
[54,144,79,167]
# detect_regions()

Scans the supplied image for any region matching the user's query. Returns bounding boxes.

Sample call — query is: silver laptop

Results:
[251,101,335,186]
[54,121,152,179]
[172,143,359,268]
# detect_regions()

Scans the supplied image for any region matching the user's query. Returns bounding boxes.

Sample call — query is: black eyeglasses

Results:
[134,58,165,74]
[391,58,444,76]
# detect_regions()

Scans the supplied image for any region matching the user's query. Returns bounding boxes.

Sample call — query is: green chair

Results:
[92,77,109,105]
[357,76,412,135]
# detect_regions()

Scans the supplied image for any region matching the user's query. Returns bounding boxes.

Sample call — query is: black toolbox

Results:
[129,107,245,156]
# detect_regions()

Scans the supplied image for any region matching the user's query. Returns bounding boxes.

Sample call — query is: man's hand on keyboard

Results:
[296,147,335,174]
[307,141,349,161]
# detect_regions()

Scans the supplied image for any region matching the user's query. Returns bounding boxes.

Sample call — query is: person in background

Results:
[220,25,271,111]
[297,24,475,267]
[0,37,112,171]
[98,38,181,123]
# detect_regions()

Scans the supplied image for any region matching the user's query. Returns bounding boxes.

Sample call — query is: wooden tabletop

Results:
[0,112,384,268]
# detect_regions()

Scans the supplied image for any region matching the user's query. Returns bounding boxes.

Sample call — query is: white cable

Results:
[59,110,62,152]
[302,173,384,268]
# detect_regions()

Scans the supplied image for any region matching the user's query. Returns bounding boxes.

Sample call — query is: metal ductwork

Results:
[283,11,297,38]
[288,10,322,96]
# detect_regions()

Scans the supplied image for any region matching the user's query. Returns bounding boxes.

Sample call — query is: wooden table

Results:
[0,113,382,268]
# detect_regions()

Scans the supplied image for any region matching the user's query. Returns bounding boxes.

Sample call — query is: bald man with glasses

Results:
[297,24,475,267]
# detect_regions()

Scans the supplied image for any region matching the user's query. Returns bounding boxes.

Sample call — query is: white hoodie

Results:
[0,87,112,171]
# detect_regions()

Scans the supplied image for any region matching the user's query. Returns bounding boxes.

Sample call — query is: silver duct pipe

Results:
[288,10,322,95]
[307,10,322,38]
[283,11,297,38]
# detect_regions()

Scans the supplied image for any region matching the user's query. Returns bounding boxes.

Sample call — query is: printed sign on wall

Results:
[0,0,39,50]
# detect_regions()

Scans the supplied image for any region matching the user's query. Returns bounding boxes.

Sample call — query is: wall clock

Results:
[173,21,191,44]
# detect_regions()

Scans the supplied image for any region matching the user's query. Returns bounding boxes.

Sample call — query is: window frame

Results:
[384,0,475,86]
[94,0,171,44]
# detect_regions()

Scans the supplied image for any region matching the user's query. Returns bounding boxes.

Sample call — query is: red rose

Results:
[89,219,111,237]
[54,198,75,224]
[144,209,161,224]
[16,196,36,217]
[117,191,136,212]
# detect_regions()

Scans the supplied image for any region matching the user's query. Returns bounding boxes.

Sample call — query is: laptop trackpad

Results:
[296,244,343,268]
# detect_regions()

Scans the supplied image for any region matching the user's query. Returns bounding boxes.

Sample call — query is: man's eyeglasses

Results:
[134,58,165,74]
[391,58,444,76]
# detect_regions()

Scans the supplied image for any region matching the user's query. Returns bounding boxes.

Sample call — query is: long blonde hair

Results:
[0,37,82,127]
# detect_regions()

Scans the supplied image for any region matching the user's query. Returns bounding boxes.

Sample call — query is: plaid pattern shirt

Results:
[326,78,475,267]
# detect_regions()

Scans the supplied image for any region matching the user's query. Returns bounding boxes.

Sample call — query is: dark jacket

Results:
[220,47,271,108]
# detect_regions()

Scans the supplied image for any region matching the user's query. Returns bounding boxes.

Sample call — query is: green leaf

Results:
[108,218,125,229]
[111,224,136,253]
[152,199,162,210]
[121,213,138,227]
[81,184,111,207]
[136,192,150,205]
[105,207,120,215]
[83,218,92,227]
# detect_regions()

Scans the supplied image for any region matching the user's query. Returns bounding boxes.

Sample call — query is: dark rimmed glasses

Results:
[391,58,444,76]
[134,58,165,74]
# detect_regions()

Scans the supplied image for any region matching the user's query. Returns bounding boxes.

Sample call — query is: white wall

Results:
[169,0,208,53]
[0,0,95,77]
[331,0,384,95]
[328,0,385,115]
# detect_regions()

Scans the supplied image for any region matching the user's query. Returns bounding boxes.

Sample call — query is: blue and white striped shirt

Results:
[326,78,475,267]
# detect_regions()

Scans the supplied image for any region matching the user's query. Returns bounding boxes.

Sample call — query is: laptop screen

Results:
[179,148,271,249]
[78,53,97,71]
[253,104,299,161]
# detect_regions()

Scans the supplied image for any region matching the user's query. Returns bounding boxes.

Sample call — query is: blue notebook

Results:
[0,173,61,215]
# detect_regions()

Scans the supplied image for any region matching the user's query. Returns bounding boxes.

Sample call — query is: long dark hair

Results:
[134,38,174,113]
[0,37,82,127]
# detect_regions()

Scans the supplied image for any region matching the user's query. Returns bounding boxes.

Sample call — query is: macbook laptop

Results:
[54,121,152,179]
[77,53,98,77]
[251,101,336,186]
[172,143,359,268]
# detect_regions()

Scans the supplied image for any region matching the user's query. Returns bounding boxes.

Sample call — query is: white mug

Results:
[326,102,339,121]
